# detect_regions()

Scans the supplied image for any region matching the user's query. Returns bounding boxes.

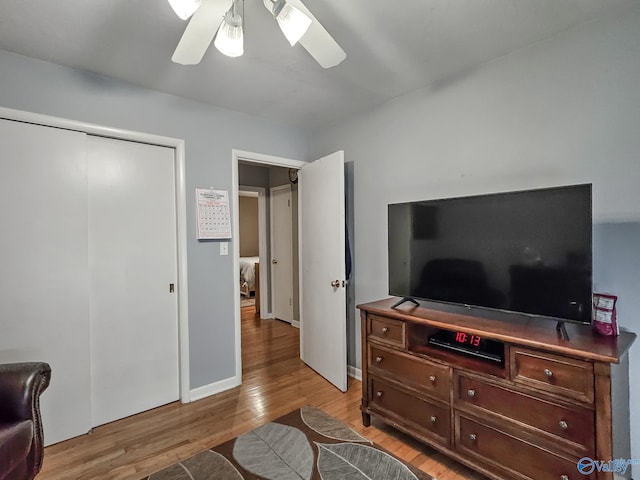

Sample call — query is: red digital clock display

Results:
[454,331,482,347]
[428,329,504,364]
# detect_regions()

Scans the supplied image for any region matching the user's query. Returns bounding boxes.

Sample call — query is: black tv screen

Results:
[388,184,592,324]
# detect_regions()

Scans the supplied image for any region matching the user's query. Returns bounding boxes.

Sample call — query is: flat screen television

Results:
[388,184,592,325]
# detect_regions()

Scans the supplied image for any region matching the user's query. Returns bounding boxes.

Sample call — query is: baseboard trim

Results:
[348,365,362,381]
[291,320,300,328]
[189,375,241,402]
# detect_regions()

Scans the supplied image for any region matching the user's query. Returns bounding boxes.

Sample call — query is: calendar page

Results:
[196,188,232,239]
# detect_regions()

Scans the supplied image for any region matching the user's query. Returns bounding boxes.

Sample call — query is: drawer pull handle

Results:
[375,356,383,363]
[467,389,476,398]
[382,327,389,334]
[560,476,569,480]
[559,420,568,430]
[544,368,553,378]
[469,433,477,441]
[430,415,437,424]
[428,375,436,382]
[376,391,384,398]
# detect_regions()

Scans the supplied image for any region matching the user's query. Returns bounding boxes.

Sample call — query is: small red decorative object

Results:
[592,293,618,336]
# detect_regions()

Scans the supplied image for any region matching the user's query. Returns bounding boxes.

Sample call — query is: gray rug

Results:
[241,296,255,308]
[143,406,433,480]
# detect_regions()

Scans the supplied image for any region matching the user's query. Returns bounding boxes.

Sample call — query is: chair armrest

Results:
[0,362,51,424]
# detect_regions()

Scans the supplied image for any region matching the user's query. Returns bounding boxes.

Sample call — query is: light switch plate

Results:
[220,242,228,256]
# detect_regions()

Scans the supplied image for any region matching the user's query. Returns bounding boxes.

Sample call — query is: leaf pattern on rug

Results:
[148,450,244,480]
[147,463,192,480]
[316,442,420,480]
[300,406,371,444]
[233,422,314,480]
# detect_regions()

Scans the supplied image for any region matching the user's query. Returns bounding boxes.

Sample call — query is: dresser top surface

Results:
[358,298,635,364]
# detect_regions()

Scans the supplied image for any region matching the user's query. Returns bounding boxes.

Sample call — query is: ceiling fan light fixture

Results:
[168,0,201,20]
[267,0,312,46]
[214,2,244,58]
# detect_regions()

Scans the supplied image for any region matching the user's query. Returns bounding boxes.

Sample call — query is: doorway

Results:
[232,150,305,379]
[238,188,266,315]
[232,149,349,392]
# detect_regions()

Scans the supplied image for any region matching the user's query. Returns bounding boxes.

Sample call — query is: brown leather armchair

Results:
[0,362,51,480]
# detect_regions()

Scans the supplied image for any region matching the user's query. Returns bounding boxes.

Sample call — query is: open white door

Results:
[299,151,347,392]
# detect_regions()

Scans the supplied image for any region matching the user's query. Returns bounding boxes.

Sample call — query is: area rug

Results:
[240,296,255,307]
[143,406,433,480]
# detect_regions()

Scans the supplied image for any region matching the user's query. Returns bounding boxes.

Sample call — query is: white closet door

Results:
[88,136,179,427]
[270,185,294,323]
[0,118,92,445]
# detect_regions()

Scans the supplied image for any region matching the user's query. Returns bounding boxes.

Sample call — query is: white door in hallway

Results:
[0,118,92,445]
[270,184,294,323]
[88,136,179,427]
[299,151,347,392]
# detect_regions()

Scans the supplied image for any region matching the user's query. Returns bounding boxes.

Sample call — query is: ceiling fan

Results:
[168,0,346,68]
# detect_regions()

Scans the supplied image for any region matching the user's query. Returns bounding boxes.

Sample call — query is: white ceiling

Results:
[0,0,635,129]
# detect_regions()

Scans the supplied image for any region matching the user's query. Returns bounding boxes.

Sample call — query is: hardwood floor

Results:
[39,306,485,480]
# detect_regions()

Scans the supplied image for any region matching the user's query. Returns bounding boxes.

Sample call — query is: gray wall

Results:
[239,163,271,188]
[309,2,640,469]
[0,49,309,390]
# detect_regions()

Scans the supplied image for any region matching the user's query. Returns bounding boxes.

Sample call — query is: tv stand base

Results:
[556,321,570,341]
[391,296,419,309]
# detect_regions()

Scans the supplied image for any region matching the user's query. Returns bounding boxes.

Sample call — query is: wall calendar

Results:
[196,188,232,239]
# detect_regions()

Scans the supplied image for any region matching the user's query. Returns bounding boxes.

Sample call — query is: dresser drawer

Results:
[369,344,450,400]
[369,314,405,347]
[510,347,594,404]
[456,414,595,480]
[456,374,594,454]
[370,377,450,446]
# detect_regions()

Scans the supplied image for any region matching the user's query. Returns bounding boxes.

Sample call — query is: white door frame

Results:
[238,187,268,315]
[270,184,294,323]
[0,106,191,403]
[231,150,306,380]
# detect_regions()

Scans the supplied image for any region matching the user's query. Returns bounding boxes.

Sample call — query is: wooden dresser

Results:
[358,298,635,480]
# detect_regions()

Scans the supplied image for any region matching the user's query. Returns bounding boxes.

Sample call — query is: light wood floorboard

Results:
[39,306,485,480]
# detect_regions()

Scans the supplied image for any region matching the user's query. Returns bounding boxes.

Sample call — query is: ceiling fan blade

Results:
[172,0,233,65]
[287,0,346,68]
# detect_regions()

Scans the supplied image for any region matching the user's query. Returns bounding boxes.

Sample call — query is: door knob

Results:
[331,279,341,287]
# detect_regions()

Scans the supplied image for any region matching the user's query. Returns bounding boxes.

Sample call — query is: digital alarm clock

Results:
[427,330,504,364]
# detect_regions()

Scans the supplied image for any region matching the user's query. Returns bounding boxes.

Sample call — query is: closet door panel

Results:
[0,118,91,445]
[87,136,179,427]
